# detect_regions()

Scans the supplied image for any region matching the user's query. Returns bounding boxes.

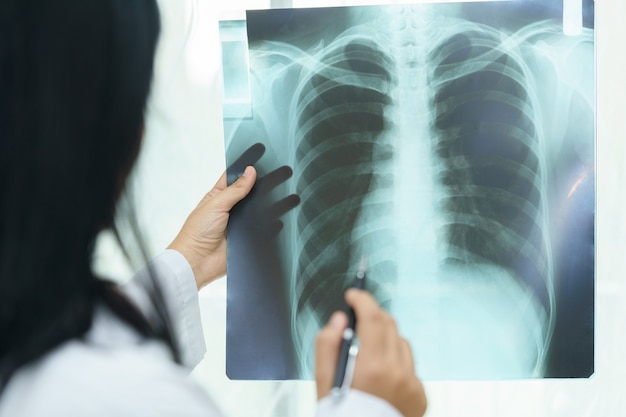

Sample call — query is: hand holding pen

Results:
[314,282,427,417]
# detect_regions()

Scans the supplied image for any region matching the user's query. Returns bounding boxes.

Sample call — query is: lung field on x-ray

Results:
[430,30,552,309]
[225,2,594,379]
[292,38,398,367]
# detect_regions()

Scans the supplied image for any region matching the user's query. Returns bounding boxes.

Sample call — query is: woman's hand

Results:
[167,166,256,289]
[315,289,427,417]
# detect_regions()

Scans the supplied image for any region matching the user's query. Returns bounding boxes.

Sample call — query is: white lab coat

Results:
[0,250,401,417]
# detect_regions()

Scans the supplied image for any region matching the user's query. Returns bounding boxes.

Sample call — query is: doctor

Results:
[0,1,427,416]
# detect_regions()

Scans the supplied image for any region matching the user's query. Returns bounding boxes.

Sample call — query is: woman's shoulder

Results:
[0,308,220,417]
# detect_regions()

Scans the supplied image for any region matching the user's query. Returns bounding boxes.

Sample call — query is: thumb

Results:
[212,166,257,211]
[315,311,348,399]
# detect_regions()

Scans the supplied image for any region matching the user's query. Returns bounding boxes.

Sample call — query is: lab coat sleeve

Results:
[122,249,207,370]
[315,390,404,417]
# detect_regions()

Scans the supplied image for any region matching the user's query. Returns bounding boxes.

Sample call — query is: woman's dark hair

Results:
[0,0,177,390]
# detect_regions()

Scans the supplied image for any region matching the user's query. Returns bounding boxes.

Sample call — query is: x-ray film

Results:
[221,1,595,380]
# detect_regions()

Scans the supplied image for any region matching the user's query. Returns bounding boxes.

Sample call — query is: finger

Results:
[315,311,348,399]
[345,289,392,355]
[256,165,293,193]
[210,166,257,211]
[195,171,229,207]
[211,171,228,192]
[227,143,266,184]
[400,337,415,371]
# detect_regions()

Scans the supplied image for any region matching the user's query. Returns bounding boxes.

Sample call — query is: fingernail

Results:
[242,166,254,177]
[328,312,344,328]
[241,165,252,177]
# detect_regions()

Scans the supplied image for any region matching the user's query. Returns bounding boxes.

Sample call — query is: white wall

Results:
[101,0,626,415]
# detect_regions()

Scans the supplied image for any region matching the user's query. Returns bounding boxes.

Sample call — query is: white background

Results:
[95,0,626,416]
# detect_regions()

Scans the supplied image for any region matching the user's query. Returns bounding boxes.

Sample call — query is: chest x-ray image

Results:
[221,0,594,380]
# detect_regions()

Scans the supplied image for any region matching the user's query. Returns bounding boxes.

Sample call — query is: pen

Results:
[331,257,367,397]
